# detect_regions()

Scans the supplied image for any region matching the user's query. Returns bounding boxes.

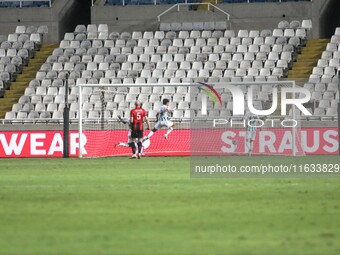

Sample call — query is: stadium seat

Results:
[278,20,290,29]
[301,19,312,30]
[4,19,315,122]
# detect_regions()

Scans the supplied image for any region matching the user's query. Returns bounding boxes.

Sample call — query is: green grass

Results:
[0,156,340,255]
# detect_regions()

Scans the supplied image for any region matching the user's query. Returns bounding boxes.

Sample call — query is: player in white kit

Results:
[245,110,259,156]
[114,115,135,149]
[144,98,175,141]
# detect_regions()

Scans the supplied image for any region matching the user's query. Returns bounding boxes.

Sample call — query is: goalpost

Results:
[77,81,307,158]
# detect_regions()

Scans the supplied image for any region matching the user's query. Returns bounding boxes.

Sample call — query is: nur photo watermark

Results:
[190,81,339,178]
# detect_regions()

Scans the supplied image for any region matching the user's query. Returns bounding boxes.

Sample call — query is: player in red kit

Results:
[130,100,150,159]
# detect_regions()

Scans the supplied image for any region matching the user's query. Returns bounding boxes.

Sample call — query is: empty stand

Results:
[0,25,51,118]
[301,27,340,120]
[3,20,334,123]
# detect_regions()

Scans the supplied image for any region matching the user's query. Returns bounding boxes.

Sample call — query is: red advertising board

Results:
[0,128,338,158]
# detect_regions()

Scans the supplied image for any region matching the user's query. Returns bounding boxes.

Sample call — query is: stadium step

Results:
[0,98,18,112]
[288,38,329,79]
[0,43,58,118]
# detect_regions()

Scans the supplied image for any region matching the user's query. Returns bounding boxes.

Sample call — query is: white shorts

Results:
[127,129,132,143]
[154,120,173,130]
[246,130,257,141]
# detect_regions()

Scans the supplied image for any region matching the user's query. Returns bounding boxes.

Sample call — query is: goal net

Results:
[78,81,308,158]
[78,83,191,158]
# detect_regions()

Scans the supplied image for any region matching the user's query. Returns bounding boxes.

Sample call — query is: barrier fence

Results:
[0,128,338,157]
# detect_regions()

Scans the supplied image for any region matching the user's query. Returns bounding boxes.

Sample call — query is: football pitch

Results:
[0,156,340,255]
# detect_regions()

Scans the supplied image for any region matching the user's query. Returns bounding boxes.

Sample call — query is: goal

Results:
[77,81,308,158]
[78,83,191,158]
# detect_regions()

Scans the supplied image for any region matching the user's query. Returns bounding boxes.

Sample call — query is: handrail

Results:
[0,0,52,8]
[157,4,178,22]
[157,3,231,22]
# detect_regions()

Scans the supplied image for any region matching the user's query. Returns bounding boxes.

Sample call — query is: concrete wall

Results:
[0,0,85,43]
[0,0,334,44]
[92,0,331,39]
[319,0,340,38]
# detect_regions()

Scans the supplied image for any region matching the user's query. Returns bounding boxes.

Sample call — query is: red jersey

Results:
[130,107,146,131]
